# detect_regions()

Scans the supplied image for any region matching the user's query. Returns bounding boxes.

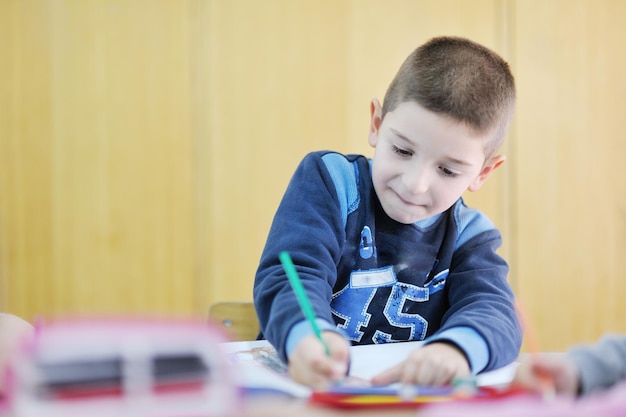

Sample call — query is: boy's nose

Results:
[404,166,430,195]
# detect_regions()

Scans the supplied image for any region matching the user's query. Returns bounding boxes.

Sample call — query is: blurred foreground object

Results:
[0,314,35,393]
[4,318,238,417]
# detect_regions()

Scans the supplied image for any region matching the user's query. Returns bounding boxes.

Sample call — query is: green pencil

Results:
[279,251,331,356]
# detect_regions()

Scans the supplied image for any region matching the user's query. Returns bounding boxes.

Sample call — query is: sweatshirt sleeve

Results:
[253,152,345,362]
[431,204,522,372]
[567,334,626,395]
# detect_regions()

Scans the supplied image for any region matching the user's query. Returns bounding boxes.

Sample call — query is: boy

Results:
[254,36,522,390]
[513,334,626,396]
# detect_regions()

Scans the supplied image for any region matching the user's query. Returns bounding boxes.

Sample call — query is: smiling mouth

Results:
[394,191,425,208]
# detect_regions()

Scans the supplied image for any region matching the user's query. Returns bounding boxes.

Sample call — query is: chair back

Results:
[208,301,260,342]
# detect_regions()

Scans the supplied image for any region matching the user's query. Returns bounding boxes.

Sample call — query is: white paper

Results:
[220,339,518,397]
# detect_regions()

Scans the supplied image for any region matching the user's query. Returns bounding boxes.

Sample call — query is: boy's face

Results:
[368,99,504,224]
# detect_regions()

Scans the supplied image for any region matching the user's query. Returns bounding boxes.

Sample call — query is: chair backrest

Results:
[208,301,260,342]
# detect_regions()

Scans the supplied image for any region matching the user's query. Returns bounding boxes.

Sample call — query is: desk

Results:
[241,396,419,417]
[241,379,626,417]
[223,340,522,417]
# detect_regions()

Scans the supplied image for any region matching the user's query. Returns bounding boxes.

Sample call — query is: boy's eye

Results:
[391,145,412,157]
[439,166,459,177]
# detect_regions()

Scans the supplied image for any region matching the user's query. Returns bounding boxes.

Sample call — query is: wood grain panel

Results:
[1,0,195,320]
[4,0,624,354]
[513,0,626,350]
[195,0,512,311]
[0,0,55,318]
[195,0,352,308]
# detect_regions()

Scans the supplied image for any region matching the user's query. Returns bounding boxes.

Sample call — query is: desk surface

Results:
[241,396,420,417]
[224,340,530,417]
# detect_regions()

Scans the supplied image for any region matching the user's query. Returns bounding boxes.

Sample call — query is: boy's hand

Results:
[288,331,350,391]
[371,342,470,386]
[511,354,579,396]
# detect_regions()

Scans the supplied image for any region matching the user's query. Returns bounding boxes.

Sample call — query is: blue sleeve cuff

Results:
[425,326,489,374]
[286,319,341,360]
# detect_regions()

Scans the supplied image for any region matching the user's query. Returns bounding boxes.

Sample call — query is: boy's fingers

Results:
[290,357,329,388]
[329,342,349,362]
[373,356,467,387]
[328,360,347,380]
[310,355,334,375]
[371,363,401,385]
[373,361,438,386]
[414,361,437,385]
[322,332,350,378]
[288,335,343,388]
[412,361,453,386]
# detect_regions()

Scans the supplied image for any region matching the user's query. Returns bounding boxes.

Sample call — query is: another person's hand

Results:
[288,331,350,390]
[512,354,580,396]
[371,342,470,386]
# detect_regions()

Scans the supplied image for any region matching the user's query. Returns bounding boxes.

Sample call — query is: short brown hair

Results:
[382,36,515,156]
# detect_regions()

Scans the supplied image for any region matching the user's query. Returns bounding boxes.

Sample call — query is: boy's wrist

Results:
[286,319,343,360]
[424,326,488,374]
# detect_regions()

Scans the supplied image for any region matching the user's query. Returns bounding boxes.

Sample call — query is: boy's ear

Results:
[368,98,383,148]
[467,155,506,192]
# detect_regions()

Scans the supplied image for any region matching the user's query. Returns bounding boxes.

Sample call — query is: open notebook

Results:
[220,339,518,398]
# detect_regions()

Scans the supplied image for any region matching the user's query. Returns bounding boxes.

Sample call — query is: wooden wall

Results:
[1,0,624,351]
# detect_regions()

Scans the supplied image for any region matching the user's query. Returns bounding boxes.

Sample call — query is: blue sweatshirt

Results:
[254,151,521,373]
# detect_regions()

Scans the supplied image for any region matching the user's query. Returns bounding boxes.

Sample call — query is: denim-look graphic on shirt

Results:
[331,247,449,343]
